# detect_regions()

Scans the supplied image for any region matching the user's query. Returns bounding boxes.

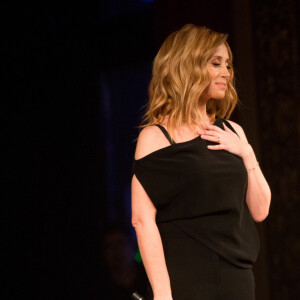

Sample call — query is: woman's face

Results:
[203,43,231,101]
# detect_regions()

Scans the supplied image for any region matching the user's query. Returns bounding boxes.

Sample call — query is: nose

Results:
[222,65,230,79]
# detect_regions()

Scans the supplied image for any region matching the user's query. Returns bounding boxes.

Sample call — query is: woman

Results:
[131,24,271,300]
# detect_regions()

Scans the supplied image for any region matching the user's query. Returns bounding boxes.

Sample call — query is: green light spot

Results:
[134,246,142,263]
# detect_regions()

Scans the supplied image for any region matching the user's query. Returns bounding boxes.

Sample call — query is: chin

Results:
[213,94,226,100]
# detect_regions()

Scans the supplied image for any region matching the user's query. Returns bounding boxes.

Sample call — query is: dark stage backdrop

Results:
[6,1,299,299]
[250,0,300,299]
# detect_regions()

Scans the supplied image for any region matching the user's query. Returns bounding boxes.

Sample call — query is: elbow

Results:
[253,207,270,223]
[131,216,141,228]
[131,205,157,229]
[253,213,268,223]
[131,212,148,228]
[131,217,141,229]
[131,216,156,230]
[253,190,271,223]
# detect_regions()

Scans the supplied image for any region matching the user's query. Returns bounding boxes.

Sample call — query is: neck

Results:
[194,103,212,124]
[160,102,215,128]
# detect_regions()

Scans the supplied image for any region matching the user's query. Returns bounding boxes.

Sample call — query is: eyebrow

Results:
[211,56,230,62]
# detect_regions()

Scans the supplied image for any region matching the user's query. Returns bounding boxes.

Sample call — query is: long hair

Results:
[136,24,239,141]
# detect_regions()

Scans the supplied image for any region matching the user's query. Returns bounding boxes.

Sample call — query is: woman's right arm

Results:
[131,127,173,300]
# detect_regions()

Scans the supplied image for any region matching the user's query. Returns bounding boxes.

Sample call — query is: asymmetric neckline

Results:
[134,115,221,162]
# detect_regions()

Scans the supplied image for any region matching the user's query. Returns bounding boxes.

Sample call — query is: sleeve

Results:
[131,159,159,206]
[131,155,180,210]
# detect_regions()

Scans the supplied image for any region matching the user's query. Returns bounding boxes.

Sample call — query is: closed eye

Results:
[212,63,231,70]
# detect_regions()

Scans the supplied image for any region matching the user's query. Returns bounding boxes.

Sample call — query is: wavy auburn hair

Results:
[136,24,239,140]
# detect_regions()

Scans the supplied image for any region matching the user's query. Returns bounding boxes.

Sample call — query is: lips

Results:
[216,82,227,89]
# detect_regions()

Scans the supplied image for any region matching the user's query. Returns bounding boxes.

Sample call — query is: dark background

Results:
[6,0,300,299]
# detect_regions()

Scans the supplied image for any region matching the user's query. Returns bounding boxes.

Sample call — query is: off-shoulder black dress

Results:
[131,115,260,300]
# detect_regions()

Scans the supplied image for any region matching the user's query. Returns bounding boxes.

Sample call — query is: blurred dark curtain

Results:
[250,0,300,299]
[6,0,299,299]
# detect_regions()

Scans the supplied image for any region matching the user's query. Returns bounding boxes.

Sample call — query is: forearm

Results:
[241,144,271,222]
[134,220,173,299]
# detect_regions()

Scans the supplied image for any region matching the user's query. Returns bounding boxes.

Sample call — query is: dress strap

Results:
[222,119,240,138]
[155,124,176,145]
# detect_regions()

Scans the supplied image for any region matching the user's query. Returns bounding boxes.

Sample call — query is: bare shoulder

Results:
[226,120,249,143]
[226,120,243,133]
[134,125,171,160]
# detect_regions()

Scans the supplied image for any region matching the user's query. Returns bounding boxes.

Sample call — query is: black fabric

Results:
[131,115,260,297]
[144,230,256,300]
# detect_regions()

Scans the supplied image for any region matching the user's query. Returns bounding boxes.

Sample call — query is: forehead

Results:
[211,43,229,60]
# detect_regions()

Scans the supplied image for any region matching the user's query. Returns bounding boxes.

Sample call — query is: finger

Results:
[207,144,224,150]
[200,130,216,137]
[197,129,205,135]
[205,124,224,134]
[200,134,220,143]
[200,128,221,137]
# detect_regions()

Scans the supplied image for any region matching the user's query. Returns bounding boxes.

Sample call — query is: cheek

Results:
[207,68,218,80]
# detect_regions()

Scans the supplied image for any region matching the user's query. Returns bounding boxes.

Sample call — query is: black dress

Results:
[131,116,260,300]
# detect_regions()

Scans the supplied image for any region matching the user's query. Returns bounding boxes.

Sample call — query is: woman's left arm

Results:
[227,121,271,223]
[199,121,271,223]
